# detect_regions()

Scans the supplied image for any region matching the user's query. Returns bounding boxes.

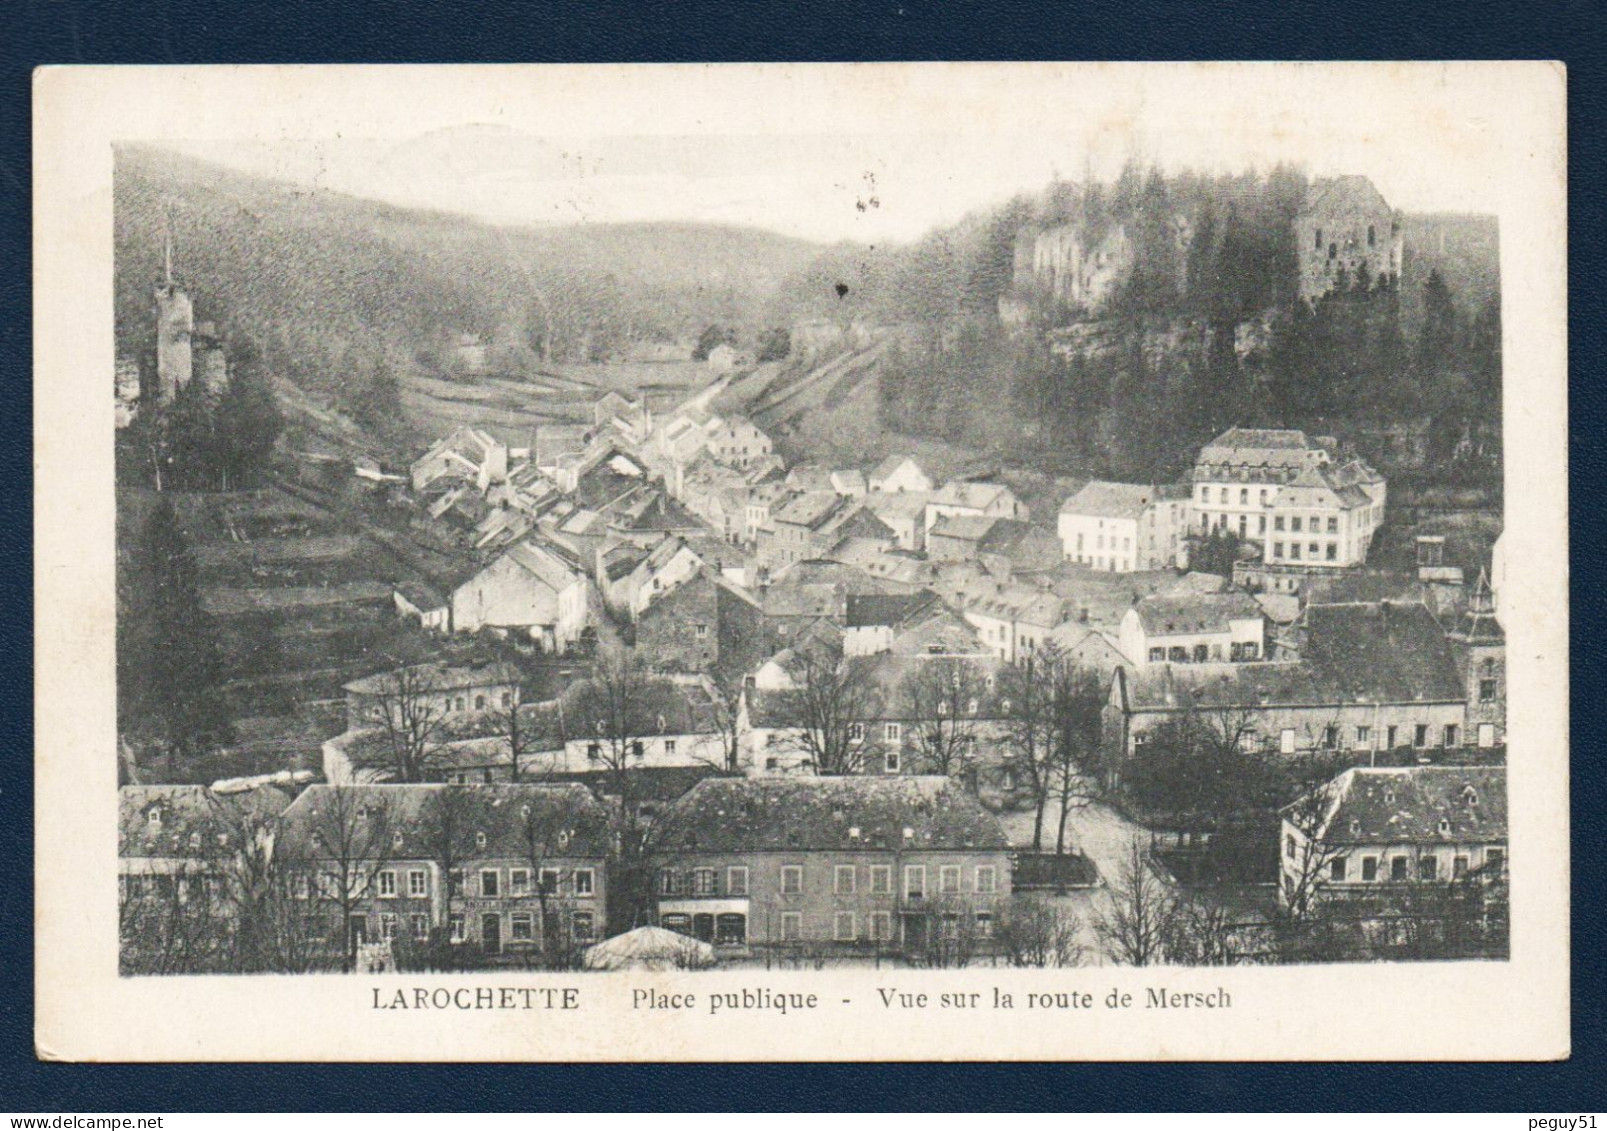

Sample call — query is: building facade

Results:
[649,777,1013,953]
[1058,481,1191,572]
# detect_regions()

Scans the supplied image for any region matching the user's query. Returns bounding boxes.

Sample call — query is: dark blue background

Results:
[4,0,1601,1111]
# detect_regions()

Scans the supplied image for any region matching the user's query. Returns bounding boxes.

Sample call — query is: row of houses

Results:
[120,774,1014,961]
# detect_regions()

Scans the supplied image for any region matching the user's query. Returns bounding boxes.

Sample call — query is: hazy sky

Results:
[159,65,1516,245]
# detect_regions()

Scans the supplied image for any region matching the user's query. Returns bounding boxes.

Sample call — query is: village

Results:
[115,171,1509,974]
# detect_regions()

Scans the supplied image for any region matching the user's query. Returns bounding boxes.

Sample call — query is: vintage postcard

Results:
[34,62,1568,1061]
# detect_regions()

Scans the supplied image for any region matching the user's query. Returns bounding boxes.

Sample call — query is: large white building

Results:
[450,540,591,651]
[1191,428,1385,568]
[1057,481,1190,572]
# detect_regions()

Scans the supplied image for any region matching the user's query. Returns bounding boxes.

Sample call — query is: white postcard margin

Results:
[32,62,1569,1062]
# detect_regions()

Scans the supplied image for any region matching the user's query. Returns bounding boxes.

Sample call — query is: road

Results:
[996,792,1154,965]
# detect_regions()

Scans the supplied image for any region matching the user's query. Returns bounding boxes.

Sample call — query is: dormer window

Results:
[937,702,949,716]
[1464,787,1479,807]
[1438,818,1451,835]
[475,832,487,850]
[147,808,162,830]
[967,698,979,716]
[392,831,404,849]
[188,832,201,849]
[903,827,915,841]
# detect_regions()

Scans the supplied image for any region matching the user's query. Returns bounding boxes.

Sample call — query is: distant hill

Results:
[114,146,827,397]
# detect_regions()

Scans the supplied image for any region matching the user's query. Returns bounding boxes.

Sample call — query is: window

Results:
[586,742,601,761]
[510,913,533,942]
[1316,227,1323,249]
[480,870,499,898]
[475,831,487,849]
[1362,857,1379,882]
[870,911,893,942]
[975,911,995,937]
[448,869,465,898]
[1367,224,1376,247]
[905,865,926,899]
[1444,724,1460,747]
[455,697,466,712]
[1356,725,1371,747]
[1149,648,1166,663]
[715,913,746,946]
[694,623,709,639]
[1309,543,1320,558]
[1322,725,1338,750]
[976,865,997,894]
[1485,848,1505,872]
[502,868,527,897]
[1386,725,1398,749]
[1325,543,1338,561]
[410,913,429,941]
[1274,516,1285,531]
[1329,857,1347,882]
[1479,678,1498,703]
[727,866,749,896]
[1390,856,1409,881]
[1192,644,1209,663]
[1280,729,1296,754]
[378,870,397,898]
[835,865,856,895]
[834,912,856,941]
[848,723,864,742]
[1290,543,1301,560]
[631,740,645,759]
[392,831,405,850]
[884,722,902,742]
[664,739,676,756]
[1454,856,1470,879]
[884,750,901,774]
[572,911,594,942]
[780,912,803,942]
[501,690,513,708]
[1285,834,1296,859]
[574,869,595,897]
[869,865,891,894]
[939,865,960,894]
[1258,515,1266,535]
[1478,723,1496,747]
[781,865,803,895]
[449,913,466,943]
[380,913,398,941]
[1419,856,1438,881]
[1273,542,1284,559]
[659,869,681,896]
[1414,724,1429,748]
[475,695,486,710]
[539,869,560,896]
[693,868,717,896]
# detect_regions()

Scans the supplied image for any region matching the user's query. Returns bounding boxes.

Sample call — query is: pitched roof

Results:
[343,660,522,696]
[931,480,1013,510]
[277,783,612,859]
[1293,766,1506,846]
[500,540,585,591]
[1195,429,1327,479]
[870,454,923,481]
[1299,175,1392,218]
[1119,600,1465,711]
[860,490,932,522]
[120,784,290,858]
[929,513,1000,542]
[1059,480,1158,520]
[1133,592,1263,636]
[845,592,939,629]
[773,491,848,530]
[653,776,1011,853]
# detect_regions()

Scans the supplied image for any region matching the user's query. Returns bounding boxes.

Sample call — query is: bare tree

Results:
[119,858,233,975]
[1162,894,1249,966]
[901,657,988,776]
[907,896,986,969]
[774,643,874,775]
[995,896,1085,968]
[1095,838,1178,967]
[1045,659,1107,856]
[416,785,477,960]
[285,785,397,972]
[357,665,450,783]
[517,790,593,970]
[1276,756,1351,924]
[1000,650,1055,851]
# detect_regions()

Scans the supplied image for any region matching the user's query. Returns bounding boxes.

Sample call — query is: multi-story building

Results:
[1058,481,1191,572]
[1279,765,1505,910]
[450,539,591,650]
[1118,592,1266,666]
[924,480,1026,539]
[649,776,1012,953]
[1260,462,1385,569]
[1191,428,1332,540]
[867,455,933,496]
[275,783,610,962]
[341,660,522,732]
[1106,600,1470,763]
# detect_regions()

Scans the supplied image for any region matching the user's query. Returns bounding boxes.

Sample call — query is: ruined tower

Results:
[153,224,193,404]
